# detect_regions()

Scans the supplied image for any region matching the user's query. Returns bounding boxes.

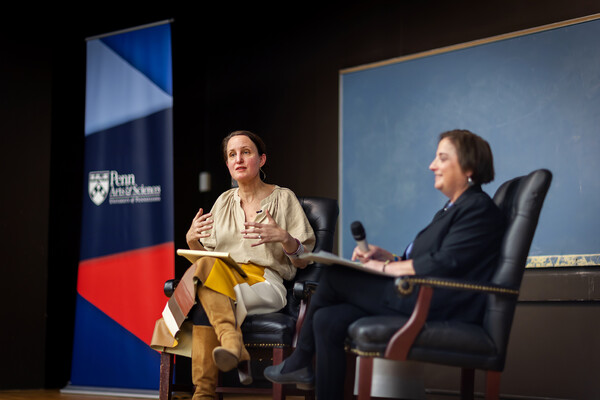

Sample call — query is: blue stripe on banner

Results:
[101,23,173,96]
[70,294,160,389]
[85,39,173,136]
[80,108,174,260]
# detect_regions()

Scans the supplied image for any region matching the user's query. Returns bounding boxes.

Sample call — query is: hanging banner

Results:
[69,21,174,391]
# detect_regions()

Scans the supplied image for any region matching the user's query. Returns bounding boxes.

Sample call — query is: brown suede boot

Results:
[197,286,250,372]
[192,325,220,400]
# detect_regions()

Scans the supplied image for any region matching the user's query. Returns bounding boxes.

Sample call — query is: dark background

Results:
[2,1,599,396]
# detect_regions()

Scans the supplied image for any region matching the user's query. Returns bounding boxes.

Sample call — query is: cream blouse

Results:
[200,186,316,281]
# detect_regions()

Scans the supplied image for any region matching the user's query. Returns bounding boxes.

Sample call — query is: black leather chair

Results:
[347,169,552,400]
[158,196,339,400]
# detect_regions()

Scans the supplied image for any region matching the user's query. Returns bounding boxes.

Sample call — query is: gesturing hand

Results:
[186,208,213,249]
[241,209,294,249]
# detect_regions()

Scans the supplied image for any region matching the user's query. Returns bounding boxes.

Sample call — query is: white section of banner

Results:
[85,39,173,136]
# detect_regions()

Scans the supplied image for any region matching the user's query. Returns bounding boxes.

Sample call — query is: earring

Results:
[467,176,474,186]
[260,167,267,181]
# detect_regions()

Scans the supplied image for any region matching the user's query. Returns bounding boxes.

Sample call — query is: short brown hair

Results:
[439,129,495,184]
[221,130,267,162]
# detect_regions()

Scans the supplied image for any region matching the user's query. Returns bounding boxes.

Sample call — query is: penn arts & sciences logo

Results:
[88,170,162,206]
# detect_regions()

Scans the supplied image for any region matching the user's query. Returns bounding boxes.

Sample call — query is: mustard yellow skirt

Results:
[150,256,287,357]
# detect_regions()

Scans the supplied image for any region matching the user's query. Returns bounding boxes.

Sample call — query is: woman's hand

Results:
[242,209,309,268]
[241,209,294,248]
[366,259,416,276]
[361,259,389,273]
[351,244,395,263]
[186,208,213,250]
[352,244,415,276]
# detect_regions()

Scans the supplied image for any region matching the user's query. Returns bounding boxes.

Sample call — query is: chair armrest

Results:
[291,280,319,348]
[384,276,519,360]
[163,279,179,298]
[395,276,520,297]
[293,280,319,301]
[384,285,433,360]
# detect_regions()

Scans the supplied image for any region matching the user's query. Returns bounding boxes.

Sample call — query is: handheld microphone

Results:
[351,221,369,252]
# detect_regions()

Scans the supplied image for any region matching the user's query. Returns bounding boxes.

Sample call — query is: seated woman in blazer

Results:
[264,129,507,400]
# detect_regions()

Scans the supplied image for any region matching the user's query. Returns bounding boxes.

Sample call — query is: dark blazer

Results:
[404,185,506,322]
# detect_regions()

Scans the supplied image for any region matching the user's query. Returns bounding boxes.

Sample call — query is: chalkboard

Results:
[339,15,600,267]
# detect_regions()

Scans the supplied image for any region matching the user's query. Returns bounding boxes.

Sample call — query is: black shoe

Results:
[263,359,315,390]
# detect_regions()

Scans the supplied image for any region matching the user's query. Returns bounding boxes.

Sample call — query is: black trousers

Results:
[295,264,417,400]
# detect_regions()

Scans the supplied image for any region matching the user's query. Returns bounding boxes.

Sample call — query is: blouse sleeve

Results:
[198,190,232,251]
[278,191,316,253]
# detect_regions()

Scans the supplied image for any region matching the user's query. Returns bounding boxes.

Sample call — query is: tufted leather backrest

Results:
[484,169,552,370]
[283,196,339,317]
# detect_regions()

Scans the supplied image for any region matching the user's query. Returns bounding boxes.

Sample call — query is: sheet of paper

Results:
[299,251,389,276]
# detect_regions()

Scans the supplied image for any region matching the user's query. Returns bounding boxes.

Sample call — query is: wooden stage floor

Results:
[0,390,301,400]
[0,389,459,400]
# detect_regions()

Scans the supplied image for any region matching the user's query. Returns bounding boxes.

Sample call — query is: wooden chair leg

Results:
[485,370,501,400]
[272,347,285,400]
[344,352,357,400]
[159,352,174,400]
[460,368,475,400]
[356,356,374,400]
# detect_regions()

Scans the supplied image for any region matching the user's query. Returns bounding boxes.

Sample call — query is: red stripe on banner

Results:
[77,242,175,345]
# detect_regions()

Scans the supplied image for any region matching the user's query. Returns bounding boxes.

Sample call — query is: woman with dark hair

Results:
[264,129,506,399]
[151,130,315,400]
